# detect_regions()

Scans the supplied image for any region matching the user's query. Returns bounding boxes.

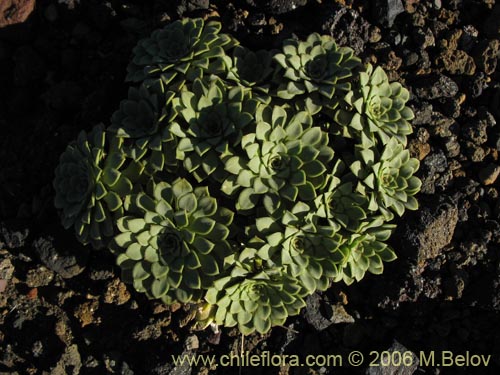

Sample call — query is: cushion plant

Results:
[54,18,421,336]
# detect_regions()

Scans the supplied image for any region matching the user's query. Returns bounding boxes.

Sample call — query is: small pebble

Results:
[185,335,199,350]
[479,164,500,185]
[0,279,7,293]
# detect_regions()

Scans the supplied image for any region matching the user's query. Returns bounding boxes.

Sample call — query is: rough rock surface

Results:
[401,200,459,266]
[366,341,419,375]
[0,0,35,28]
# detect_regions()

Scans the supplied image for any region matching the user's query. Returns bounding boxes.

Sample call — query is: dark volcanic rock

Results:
[473,39,500,75]
[479,164,500,185]
[0,255,14,278]
[248,0,308,15]
[443,270,467,299]
[420,149,448,194]
[372,0,405,27]
[0,222,29,249]
[465,72,489,98]
[0,0,35,28]
[89,267,115,281]
[366,341,419,375]
[25,266,54,288]
[51,344,82,375]
[442,136,461,158]
[176,0,210,16]
[412,27,435,49]
[414,74,459,100]
[400,199,459,267]
[408,127,431,160]
[402,49,419,66]
[303,293,354,331]
[103,278,131,305]
[436,49,476,76]
[320,4,371,55]
[304,293,333,331]
[33,236,89,279]
[462,117,488,145]
[411,102,433,126]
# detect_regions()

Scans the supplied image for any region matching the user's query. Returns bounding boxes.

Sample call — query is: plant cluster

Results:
[54,18,420,335]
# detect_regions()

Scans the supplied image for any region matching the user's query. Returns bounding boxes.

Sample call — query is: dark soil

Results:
[1,0,500,374]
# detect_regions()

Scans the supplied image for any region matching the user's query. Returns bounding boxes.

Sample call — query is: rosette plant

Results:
[222,105,334,214]
[251,202,347,293]
[109,84,178,173]
[205,258,307,335]
[112,178,233,304]
[223,46,274,100]
[334,64,414,147]
[313,161,370,232]
[335,220,397,285]
[126,18,236,90]
[349,138,421,220]
[54,18,421,336]
[54,125,137,249]
[171,77,258,182]
[274,33,361,112]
